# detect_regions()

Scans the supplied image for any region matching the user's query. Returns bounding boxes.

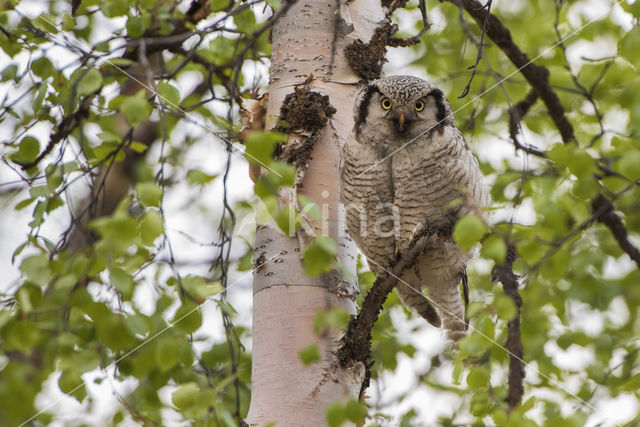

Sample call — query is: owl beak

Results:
[396,112,406,131]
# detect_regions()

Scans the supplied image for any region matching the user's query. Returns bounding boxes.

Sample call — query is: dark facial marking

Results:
[356,84,382,133]
[424,88,452,129]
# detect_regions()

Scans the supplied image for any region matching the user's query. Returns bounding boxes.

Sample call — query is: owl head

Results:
[353,75,455,147]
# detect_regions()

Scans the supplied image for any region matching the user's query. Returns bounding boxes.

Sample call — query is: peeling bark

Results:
[246,1,384,424]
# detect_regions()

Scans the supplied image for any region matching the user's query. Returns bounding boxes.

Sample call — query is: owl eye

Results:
[380,98,392,110]
[414,100,425,112]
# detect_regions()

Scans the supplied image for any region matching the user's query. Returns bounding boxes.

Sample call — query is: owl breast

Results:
[340,131,396,273]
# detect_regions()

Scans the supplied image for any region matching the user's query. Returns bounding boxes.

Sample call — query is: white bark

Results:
[246,1,384,425]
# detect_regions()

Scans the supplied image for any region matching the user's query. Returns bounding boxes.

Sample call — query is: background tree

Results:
[1,0,639,426]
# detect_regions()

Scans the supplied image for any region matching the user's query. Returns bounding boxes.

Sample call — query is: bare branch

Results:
[508,89,546,157]
[491,243,524,410]
[592,194,640,269]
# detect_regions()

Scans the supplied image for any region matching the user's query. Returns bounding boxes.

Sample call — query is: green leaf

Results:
[3,319,41,353]
[76,68,103,96]
[62,13,75,31]
[157,81,180,107]
[302,236,338,276]
[120,91,152,126]
[566,150,596,178]
[620,27,640,66]
[172,303,202,334]
[95,315,133,350]
[325,401,347,427]
[140,209,164,245]
[325,307,350,329]
[453,215,488,251]
[621,1,640,17]
[197,37,235,65]
[11,136,40,165]
[172,382,200,409]
[217,299,238,317]
[571,176,599,201]
[458,333,491,356]
[245,131,285,166]
[621,373,640,392]
[102,0,128,17]
[109,267,135,300]
[92,212,138,244]
[494,294,517,320]
[20,254,51,286]
[136,182,163,207]
[299,344,321,365]
[614,151,640,181]
[546,143,572,167]
[33,13,58,33]
[126,15,145,38]
[0,64,17,82]
[181,275,223,299]
[31,57,56,79]
[129,141,148,153]
[210,0,231,12]
[58,370,86,402]
[156,337,179,371]
[344,399,367,423]
[480,235,506,263]
[15,197,36,210]
[466,366,491,388]
[233,7,256,34]
[186,169,217,185]
[31,83,47,114]
[265,0,282,10]
[46,164,63,191]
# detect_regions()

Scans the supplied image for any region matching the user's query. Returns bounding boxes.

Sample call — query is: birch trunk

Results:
[246,1,384,425]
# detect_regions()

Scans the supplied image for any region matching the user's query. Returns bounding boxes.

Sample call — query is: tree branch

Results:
[19,91,98,170]
[337,230,443,393]
[445,0,575,143]
[458,0,492,99]
[592,194,640,269]
[491,243,524,410]
[508,89,546,157]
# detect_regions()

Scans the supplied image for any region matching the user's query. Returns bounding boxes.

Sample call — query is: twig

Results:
[491,243,524,410]
[552,3,605,147]
[508,89,546,157]
[446,0,575,143]
[592,194,640,269]
[458,0,492,99]
[19,91,98,170]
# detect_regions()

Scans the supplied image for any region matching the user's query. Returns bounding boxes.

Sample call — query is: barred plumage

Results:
[340,75,490,341]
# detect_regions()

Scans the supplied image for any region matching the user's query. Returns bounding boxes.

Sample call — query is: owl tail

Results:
[427,274,468,342]
[396,279,441,327]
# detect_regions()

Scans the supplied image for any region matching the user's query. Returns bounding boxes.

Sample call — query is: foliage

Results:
[0,0,639,425]
[0,0,267,424]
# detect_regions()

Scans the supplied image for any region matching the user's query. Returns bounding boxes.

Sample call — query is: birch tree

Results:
[246,1,384,424]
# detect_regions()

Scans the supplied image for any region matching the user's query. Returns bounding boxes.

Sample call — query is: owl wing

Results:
[443,129,490,220]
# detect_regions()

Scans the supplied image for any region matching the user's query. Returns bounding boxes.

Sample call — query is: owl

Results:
[340,75,490,341]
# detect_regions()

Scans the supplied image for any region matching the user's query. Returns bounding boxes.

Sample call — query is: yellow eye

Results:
[381,98,392,110]
[415,100,425,112]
